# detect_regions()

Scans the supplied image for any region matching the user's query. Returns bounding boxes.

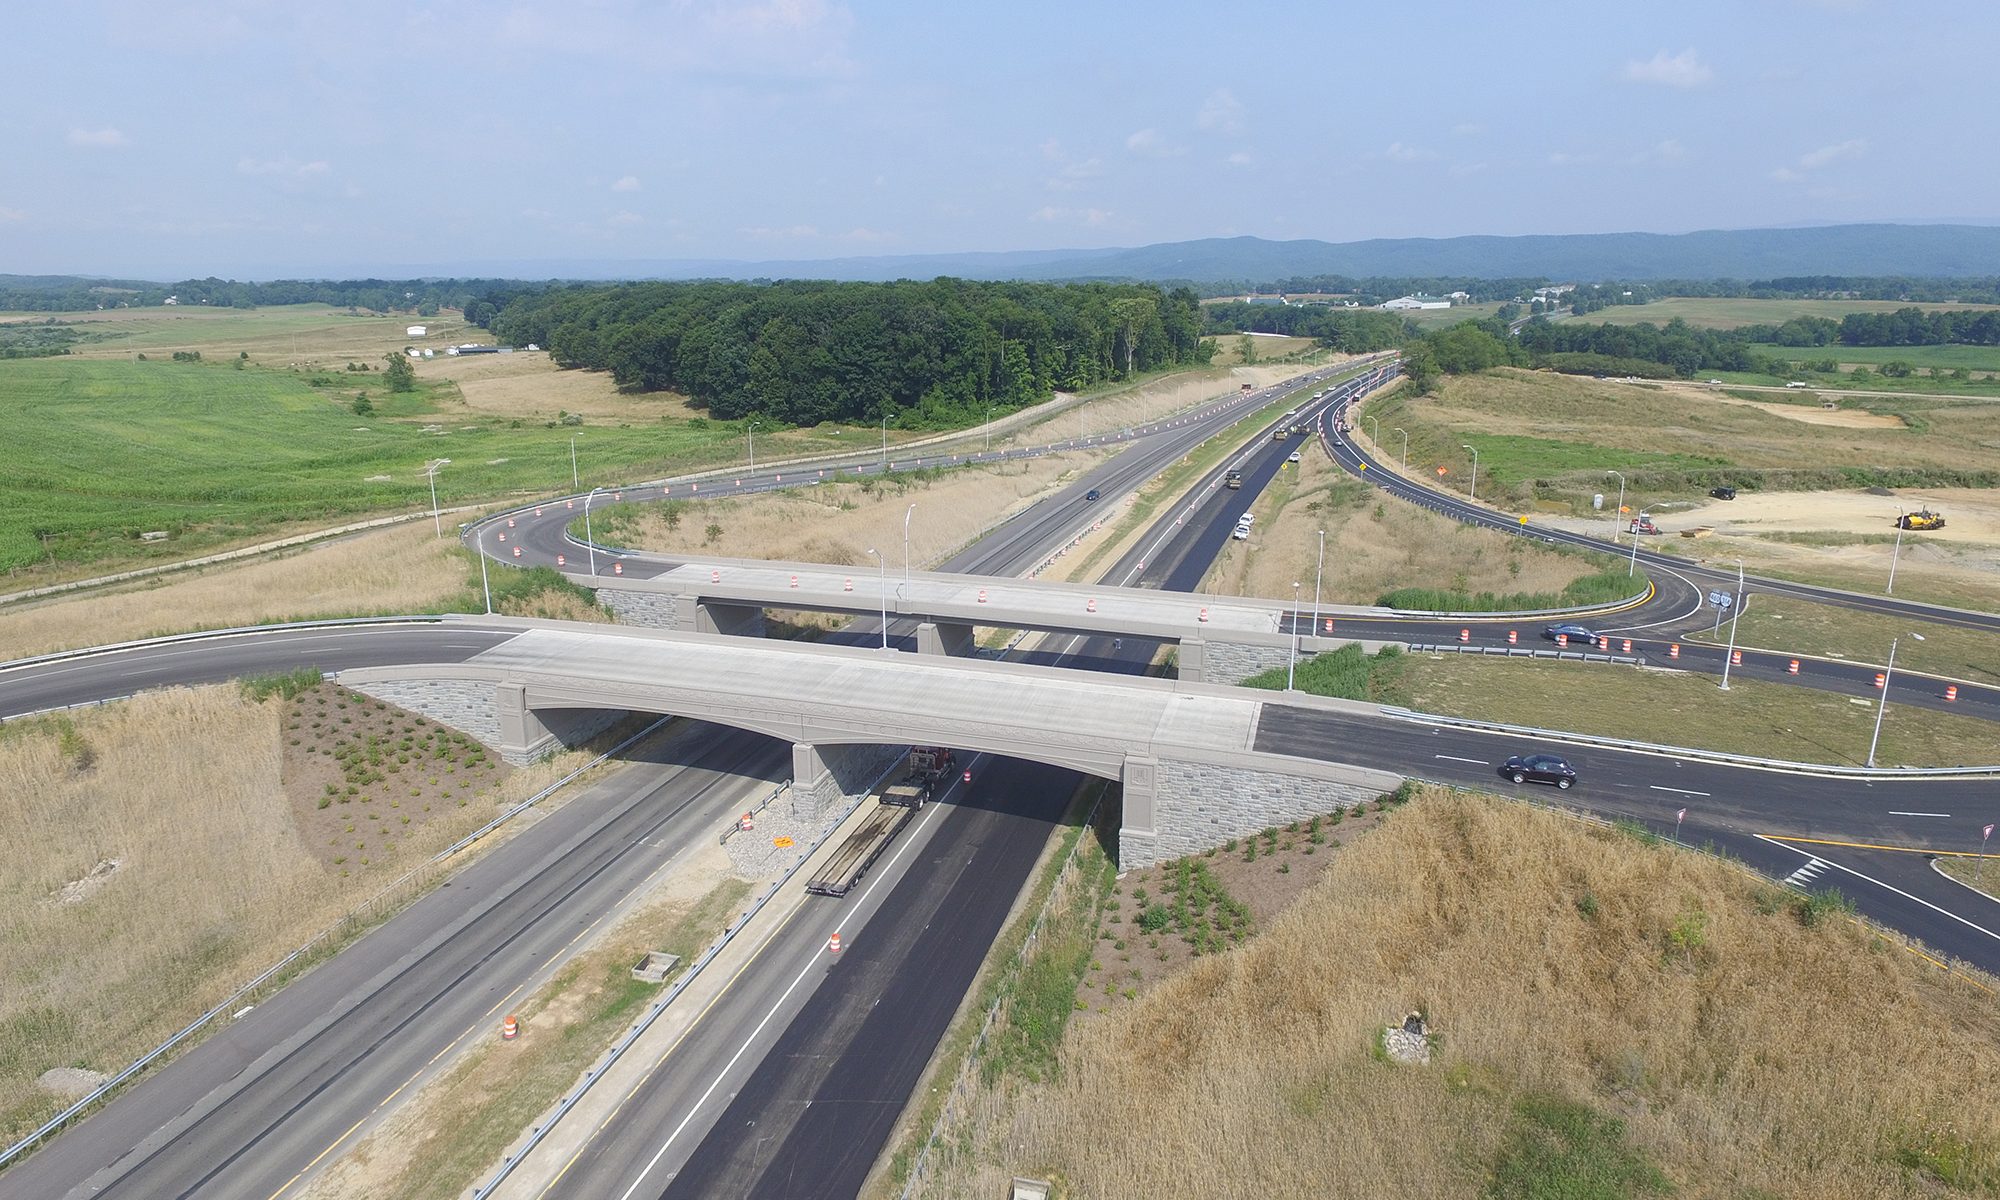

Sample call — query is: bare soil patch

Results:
[1696,385,1909,428]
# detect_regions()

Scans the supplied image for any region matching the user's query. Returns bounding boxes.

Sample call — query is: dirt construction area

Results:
[1692,385,1909,428]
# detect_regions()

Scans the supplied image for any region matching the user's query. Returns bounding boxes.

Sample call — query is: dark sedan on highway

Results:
[1542,623,1596,644]
[1502,753,1577,789]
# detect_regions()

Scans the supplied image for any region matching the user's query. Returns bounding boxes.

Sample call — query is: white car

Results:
[1231,526,1249,540]
[1287,451,1301,463]
[1239,513,1255,526]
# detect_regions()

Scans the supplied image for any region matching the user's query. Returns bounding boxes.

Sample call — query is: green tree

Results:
[1238,334,1257,365]
[383,352,417,393]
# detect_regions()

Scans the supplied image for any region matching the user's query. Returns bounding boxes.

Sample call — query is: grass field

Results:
[1582,296,2000,330]
[1746,342,2000,374]
[1359,368,2000,509]
[973,788,2000,1198]
[1401,301,1509,328]
[1207,334,1319,365]
[0,356,876,577]
[1688,592,2000,686]
[4,303,478,365]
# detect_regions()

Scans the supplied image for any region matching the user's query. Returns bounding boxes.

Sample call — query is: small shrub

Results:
[1576,892,1600,919]
[1797,887,1856,928]
[1137,903,1172,934]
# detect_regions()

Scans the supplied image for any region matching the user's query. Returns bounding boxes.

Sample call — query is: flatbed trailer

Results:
[804,802,914,897]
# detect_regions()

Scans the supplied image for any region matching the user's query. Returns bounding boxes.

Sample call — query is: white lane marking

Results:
[1433,754,1488,765]
[1783,858,1828,887]
[613,776,957,1200]
[1648,785,1711,797]
[1889,811,1952,818]
[1758,835,2000,945]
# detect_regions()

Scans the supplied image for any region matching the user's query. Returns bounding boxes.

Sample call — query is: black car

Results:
[1502,753,1577,789]
[1085,488,1100,501]
[1542,622,1596,644]
[1709,486,1737,500]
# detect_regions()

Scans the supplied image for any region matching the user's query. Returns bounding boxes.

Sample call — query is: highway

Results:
[5,357,1997,1198]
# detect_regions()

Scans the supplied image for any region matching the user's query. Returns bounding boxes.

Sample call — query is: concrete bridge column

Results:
[915,620,976,658]
[1118,753,1159,869]
[793,742,829,791]
[1177,636,1207,684]
[697,600,767,638]
[495,681,558,765]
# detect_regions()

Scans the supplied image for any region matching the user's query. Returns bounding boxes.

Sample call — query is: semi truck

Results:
[806,747,959,896]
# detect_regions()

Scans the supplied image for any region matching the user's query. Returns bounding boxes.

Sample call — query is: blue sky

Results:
[3,0,1994,278]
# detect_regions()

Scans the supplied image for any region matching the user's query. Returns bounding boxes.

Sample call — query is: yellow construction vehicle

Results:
[1895,507,1946,531]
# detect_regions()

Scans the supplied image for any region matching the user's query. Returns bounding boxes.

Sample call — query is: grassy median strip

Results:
[1936,856,2000,903]
[364,876,752,1200]
[1689,592,2000,686]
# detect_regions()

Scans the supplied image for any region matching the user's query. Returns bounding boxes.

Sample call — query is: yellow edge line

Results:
[1767,835,2000,858]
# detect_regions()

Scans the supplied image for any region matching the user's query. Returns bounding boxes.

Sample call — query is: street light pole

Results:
[747,420,760,474]
[1312,529,1326,642]
[1888,516,1905,595]
[1286,581,1301,691]
[1718,559,1744,690]
[479,539,491,613]
[1627,518,1642,577]
[902,503,916,596]
[1867,632,1924,767]
[570,435,580,491]
[985,406,994,453]
[582,486,607,575]
[425,459,449,538]
[866,547,887,649]
[1606,470,1626,547]
[880,415,888,470]
[1367,414,1378,446]
[1461,444,1479,501]
[1394,427,1407,473]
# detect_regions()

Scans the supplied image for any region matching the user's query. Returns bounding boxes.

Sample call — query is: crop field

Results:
[1581,296,2000,329]
[1745,341,2000,374]
[2,303,478,365]
[1358,368,2000,508]
[0,356,870,577]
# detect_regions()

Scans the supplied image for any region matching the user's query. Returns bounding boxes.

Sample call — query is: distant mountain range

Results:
[421,223,2000,285]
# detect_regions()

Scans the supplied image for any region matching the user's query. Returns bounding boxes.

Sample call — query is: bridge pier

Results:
[1117,753,1160,867]
[1177,636,1207,683]
[695,600,767,638]
[915,620,976,658]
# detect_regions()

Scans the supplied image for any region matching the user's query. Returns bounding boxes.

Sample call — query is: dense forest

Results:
[486,279,1209,427]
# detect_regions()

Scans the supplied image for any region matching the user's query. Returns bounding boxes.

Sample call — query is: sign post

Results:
[1981,823,1994,887]
[1675,808,1687,844]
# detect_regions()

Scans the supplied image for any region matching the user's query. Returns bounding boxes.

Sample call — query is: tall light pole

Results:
[1887,513,1905,595]
[866,547,887,649]
[1286,581,1302,691]
[1311,529,1326,642]
[569,435,580,491]
[478,536,492,613]
[880,415,888,470]
[902,503,916,596]
[985,405,995,452]
[1627,515,1643,577]
[1866,632,1925,768]
[1394,427,1408,473]
[1367,414,1379,446]
[1461,444,1479,501]
[1718,559,1744,690]
[425,458,450,538]
[747,420,760,474]
[1606,470,1626,546]
[582,486,608,575]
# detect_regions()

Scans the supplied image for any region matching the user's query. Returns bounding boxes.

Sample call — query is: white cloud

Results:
[1125,128,1185,158]
[1772,138,1866,182]
[1225,151,1254,167]
[68,127,128,148]
[611,175,642,192]
[1451,122,1485,137]
[841,227,894,243]
[607,210,643,226]
[1196,88,1246,135]
[1045,156,1103,192]
[0,206,25,222]
[1384,141,1438,163]
[1623,48,1713,88]
[1030,206,1112,226]
[1630,138,1690,166]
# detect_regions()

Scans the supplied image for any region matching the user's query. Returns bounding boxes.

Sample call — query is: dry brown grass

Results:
[606,452,1107,567]
[967,790,2000,1199]
[0,685,621,1142]
[0,520,469,659]
[1206,441,1594,604]
[419,351,700,424]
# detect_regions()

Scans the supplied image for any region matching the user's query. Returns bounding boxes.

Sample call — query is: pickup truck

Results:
[1225,470,1243,489]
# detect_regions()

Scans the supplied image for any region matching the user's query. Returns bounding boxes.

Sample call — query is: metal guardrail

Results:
[718,781,789,845]
[1405,643,1645,666]
[470,752,909,1199]
[1378,706,2000,778]
[0,713,672,1173]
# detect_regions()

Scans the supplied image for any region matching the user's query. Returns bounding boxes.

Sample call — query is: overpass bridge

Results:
[336,620,1399,868]
[582,553,1409,683]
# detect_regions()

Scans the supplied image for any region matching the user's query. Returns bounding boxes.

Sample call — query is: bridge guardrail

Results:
[1377,705,2000,778]
[0,713,673,1174]
[0,615,458,677]
[1405,643,1645,666]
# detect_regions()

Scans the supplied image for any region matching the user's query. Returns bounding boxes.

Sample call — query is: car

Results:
[1708,486,1736,501]
[1085,487,1100,501]
[1706,378,1724,385]
[1287,451,1302,463]
[1238,513,1255,526]
[1543,622,1596,644]
[1501,753,1576,789]
[1231,526,1249,540]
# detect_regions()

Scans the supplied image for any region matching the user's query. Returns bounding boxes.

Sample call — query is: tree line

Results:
[1749,306,2000,348]
[486,279,1210,427]
[1197,302,1407,351]
[0,273,534,315]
